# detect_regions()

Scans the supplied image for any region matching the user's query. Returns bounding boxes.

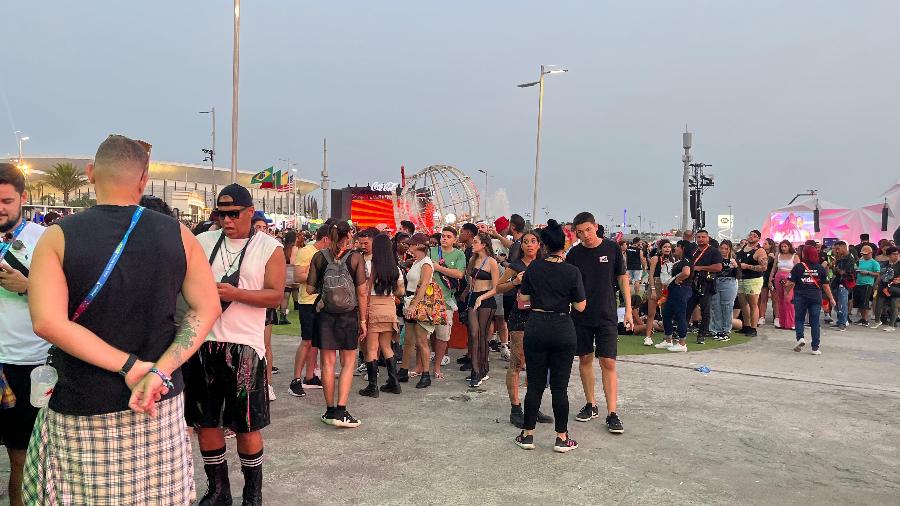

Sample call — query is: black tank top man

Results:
[625,246,642,271]
[737,246,763,279]
[51,205,186,415]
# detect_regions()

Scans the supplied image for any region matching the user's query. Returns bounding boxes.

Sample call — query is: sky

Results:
[2,1,898,232]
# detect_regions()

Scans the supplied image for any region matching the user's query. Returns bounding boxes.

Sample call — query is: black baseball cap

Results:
[217,184,253,208]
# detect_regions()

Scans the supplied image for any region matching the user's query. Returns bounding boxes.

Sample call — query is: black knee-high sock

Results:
[238,449,264,470]
[201,446,226,467]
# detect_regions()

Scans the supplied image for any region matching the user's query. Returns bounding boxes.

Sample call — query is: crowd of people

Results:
[1,135,899,504]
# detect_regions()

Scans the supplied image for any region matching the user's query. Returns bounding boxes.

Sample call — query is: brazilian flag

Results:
[251,166,275,188]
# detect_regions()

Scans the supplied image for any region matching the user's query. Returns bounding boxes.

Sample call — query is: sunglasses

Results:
[217,207,247,219]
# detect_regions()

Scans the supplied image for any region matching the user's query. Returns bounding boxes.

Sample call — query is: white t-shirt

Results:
[0,222,51,364]
[197,230,282,358]
[405,256,434,293]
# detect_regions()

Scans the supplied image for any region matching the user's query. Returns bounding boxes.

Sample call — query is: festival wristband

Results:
[149,367,175,389]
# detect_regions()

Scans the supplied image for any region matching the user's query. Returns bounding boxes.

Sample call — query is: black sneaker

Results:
[536,410,553,424]
[321,408,335,425]
[510,408,525,429]
[456,355,471,364]
[695,335,706,345]
[303,376,323,389]
[835,325,847,332]
[459,362,472,372]
[468,373,483,388]
[553,435,579,453]
[332,411,361,428]
[515,431,535,450]
[606,412,624,434]
[489,340,501,352]
[398,369,410,383]
[575,404,599,422]
[719,333,730,342]
[272,366,279,374]
[288,379,307,398]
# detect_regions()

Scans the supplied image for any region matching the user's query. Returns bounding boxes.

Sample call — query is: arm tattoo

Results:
[170,310,201,362]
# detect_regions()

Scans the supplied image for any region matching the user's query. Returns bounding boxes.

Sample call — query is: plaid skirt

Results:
[22,394,195,505]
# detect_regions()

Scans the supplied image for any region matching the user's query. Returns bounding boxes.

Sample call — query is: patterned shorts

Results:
[23,395,195,505]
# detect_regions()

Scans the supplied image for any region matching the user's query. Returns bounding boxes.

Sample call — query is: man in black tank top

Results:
[736,230,770,337]
[24,135,221,504]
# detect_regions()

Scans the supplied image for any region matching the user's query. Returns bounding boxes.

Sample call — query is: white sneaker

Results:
[643,336,654,346]
[441,355,450,366]
[268,384,277,401]
[793,338,806,352]
[654,340,674,349]
[774,318,780,328]
[871,321,882,329]
[810,349,822,355]
[883,326,896,332]
[430,352,436,362]
[667,343,688,352]
[758,318,766,326]
[500,345,511,361]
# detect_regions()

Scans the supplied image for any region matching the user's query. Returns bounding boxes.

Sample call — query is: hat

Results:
[494,216,510,233]
[252,210,273,224]
[217,184,253,208]
[408,233,429,247]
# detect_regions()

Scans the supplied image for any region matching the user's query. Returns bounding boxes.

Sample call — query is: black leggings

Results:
[468,291,496,377]
[523,312,576,434]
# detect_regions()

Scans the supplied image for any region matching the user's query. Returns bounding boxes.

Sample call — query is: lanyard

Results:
[71,206,145,322]
[692,245,709,267]
[0,220,27,261]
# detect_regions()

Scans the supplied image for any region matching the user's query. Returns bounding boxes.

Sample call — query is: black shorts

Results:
[299,304,318,341]
[314,310,360,350]
[184,342,270,433]
[853,284,873,310]
[0,363,40,450]
[265,308,278,326]
[507,308,530,332]
[575,322,619,359]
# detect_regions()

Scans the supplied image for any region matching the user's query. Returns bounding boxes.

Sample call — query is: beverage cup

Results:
[30,365,58,408]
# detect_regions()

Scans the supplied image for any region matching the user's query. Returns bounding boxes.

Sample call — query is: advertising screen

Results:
[770,211,815,243]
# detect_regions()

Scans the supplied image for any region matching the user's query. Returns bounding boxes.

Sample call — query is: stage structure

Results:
[398,164,480,234]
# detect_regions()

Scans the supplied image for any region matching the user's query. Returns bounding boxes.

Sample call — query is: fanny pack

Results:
[209,230,254,312]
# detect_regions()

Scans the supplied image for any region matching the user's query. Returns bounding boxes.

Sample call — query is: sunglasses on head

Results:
[217,207,247,219]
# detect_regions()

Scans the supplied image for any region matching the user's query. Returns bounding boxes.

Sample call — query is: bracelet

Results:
[149,367,175,389]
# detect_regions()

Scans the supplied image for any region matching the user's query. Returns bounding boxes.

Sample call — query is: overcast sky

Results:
[2,1,898,231]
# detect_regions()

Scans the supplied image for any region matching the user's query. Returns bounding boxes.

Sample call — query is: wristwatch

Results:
[118,353,139,377]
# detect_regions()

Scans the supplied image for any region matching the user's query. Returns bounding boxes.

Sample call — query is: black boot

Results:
[510,404,525,428]
[380,356,402,394]
[241,465,262,506]
[397,367,410,383]
[415,372,431,389]
[198,462,233,506]
[359,361,379,397]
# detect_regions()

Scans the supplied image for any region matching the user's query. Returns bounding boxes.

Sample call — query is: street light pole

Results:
[15,131,29,173]
[199,108,217,199]
[477,169,489,219]
[231,0,240,184]
[682,127,692,233]
[518,65,567,227]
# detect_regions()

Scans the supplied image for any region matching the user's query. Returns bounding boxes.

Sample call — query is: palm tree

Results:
[44,162,88,205]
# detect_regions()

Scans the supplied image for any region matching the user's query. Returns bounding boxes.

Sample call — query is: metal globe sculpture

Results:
[398,164,480,233]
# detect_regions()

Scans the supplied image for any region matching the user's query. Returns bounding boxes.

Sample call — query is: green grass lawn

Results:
[272,316,750,356]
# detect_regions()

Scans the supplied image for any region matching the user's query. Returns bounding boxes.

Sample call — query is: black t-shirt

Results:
[566,239,626,326]
[625,246,642,270]
[506,259,529,298]
[503,240,523,299]
[670,258,692,286]
[521,259,585,313]
[790,262,827,295]
[307,249,368,301]
[690,244,724,283]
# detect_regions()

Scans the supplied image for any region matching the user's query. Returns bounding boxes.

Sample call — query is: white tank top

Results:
[777,256,794,271]
[658,260,675,286]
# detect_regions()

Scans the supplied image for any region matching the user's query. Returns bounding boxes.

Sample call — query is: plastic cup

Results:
[29,365,58,408]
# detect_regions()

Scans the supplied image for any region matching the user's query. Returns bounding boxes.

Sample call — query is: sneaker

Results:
[481,374,490,383]
[773,318,780,328]
[719,333,731,342]
[272,366,279,374]
[575,404,599,422]
[654,340,674,349]
[606,412,624,434]
[793,338,806,352]
[320,410,335,426]
[747,328,758,337]
[267,384,277,401]
[695,336,705,345]
[459,362,472,371]
[536,410,554,424]
[515,431,535,450]
[500,345,511,361]
[667,343,688,352]
[758,318,765,326]
[554,435,579,453]
[441,356,450,366]
[288,379,307,397]
[510,409,525,429]
[354,363,367,376]
[468,374,483,388]
[883,326,896,333]
[456,355,471,364]
[430,352,436,362]
[642,336,654,346]
[855,320,869,327]
[810,349,822,355]
[224,428,237,439]
[332,411,361,428]
[489,340,501,352]
[303,376,323,389]
[871,321,883,329]
[835,325,847,332]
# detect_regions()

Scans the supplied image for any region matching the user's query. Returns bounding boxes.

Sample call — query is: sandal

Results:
[408,371,421,379]
[434,372,445,380]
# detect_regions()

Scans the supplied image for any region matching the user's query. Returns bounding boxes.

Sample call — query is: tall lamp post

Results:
[477,169,490,220]
[199,108,217,200]
[279,158,297,216]
[518,65,567,226]
[231,0,240,184]
[15,131,29,173]
[681,128,692,233]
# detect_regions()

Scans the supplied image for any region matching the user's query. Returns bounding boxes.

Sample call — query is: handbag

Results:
[412,280,448,325]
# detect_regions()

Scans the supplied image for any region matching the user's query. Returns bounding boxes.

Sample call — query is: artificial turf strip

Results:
[616,332,751,356]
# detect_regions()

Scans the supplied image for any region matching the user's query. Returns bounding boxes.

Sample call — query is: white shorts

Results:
[434,310,454,342]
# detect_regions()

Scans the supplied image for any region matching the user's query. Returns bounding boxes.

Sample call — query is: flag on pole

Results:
[265,170,282,190]
[251,167,275,188]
